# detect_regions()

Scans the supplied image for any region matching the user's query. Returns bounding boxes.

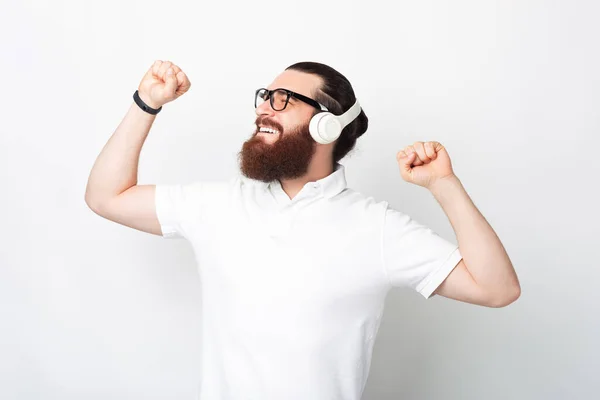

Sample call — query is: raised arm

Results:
[84,60,191,235]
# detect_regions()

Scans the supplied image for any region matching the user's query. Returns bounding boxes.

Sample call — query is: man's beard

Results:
[238,117,316,183]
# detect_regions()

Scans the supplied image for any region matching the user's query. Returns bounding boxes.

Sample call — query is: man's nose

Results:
[255,99,275,117]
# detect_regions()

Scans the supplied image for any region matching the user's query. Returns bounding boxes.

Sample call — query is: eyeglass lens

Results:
[255,89,290,111]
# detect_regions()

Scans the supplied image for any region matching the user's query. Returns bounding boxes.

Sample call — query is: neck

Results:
[280,154,335,200]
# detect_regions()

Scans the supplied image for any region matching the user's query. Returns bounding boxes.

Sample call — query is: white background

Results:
[1,0,599,399]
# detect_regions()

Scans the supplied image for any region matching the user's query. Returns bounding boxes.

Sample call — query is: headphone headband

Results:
[337,99,361,129]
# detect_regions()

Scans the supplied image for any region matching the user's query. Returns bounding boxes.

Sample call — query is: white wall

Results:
[1,0,599,399]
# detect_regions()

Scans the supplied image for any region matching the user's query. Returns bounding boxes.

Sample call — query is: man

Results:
[85,60,520,400]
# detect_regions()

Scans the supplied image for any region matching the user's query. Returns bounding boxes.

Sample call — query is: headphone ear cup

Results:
[309,112,342,144]
[309,112,328,144]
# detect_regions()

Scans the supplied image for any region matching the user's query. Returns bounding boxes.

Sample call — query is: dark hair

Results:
[285,62,368,163]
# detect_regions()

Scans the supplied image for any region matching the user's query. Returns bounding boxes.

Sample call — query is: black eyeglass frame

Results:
[255,88,329,112]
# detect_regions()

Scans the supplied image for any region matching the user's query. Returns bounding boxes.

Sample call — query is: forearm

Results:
[429,175,520,297]
[85,100,156,207]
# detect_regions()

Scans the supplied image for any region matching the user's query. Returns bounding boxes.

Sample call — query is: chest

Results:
[194,204,387,320]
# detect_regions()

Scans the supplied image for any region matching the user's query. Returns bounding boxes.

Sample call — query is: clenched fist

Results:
[396,141,456,189]
[137,60,191,109]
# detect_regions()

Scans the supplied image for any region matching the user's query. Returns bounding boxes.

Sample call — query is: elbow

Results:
[85,194,95,211]
[84,191,106,215]
[489,284,521,308]
[84,192,99,212]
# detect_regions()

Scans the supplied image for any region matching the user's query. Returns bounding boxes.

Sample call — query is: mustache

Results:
[255,116,283,133]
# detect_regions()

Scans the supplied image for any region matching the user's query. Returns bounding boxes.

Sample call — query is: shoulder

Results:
[334,187,391,222]
[338,187,388,207]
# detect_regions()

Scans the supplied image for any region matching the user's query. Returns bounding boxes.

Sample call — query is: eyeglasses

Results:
[255,88,329,112]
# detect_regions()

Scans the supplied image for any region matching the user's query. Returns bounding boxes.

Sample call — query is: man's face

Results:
[239,70,323,182]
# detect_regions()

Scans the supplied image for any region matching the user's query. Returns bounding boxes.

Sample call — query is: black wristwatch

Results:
[133,90,162,115]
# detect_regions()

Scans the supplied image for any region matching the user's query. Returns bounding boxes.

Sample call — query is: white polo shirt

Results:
[155,163,462,400]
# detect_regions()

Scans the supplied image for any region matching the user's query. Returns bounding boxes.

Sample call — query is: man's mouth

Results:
[258,126,280,135]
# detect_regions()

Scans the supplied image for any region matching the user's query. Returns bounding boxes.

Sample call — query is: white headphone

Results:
[309,99,362,144]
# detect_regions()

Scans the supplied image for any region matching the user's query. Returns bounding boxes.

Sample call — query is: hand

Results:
[396,141,456,189]
[137,60,191,109]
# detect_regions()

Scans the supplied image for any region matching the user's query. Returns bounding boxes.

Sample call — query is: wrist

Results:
[428,174,461,197]
[136,90,162,110]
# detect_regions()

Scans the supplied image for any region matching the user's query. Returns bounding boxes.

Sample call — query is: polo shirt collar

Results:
[242,162,347,199]
[316,162,347,199]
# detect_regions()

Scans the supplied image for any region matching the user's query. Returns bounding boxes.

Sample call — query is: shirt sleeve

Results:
[154,182,204,240]
[381,204,463,299]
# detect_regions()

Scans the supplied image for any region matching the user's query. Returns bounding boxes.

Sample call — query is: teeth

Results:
[259,127,279,134]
